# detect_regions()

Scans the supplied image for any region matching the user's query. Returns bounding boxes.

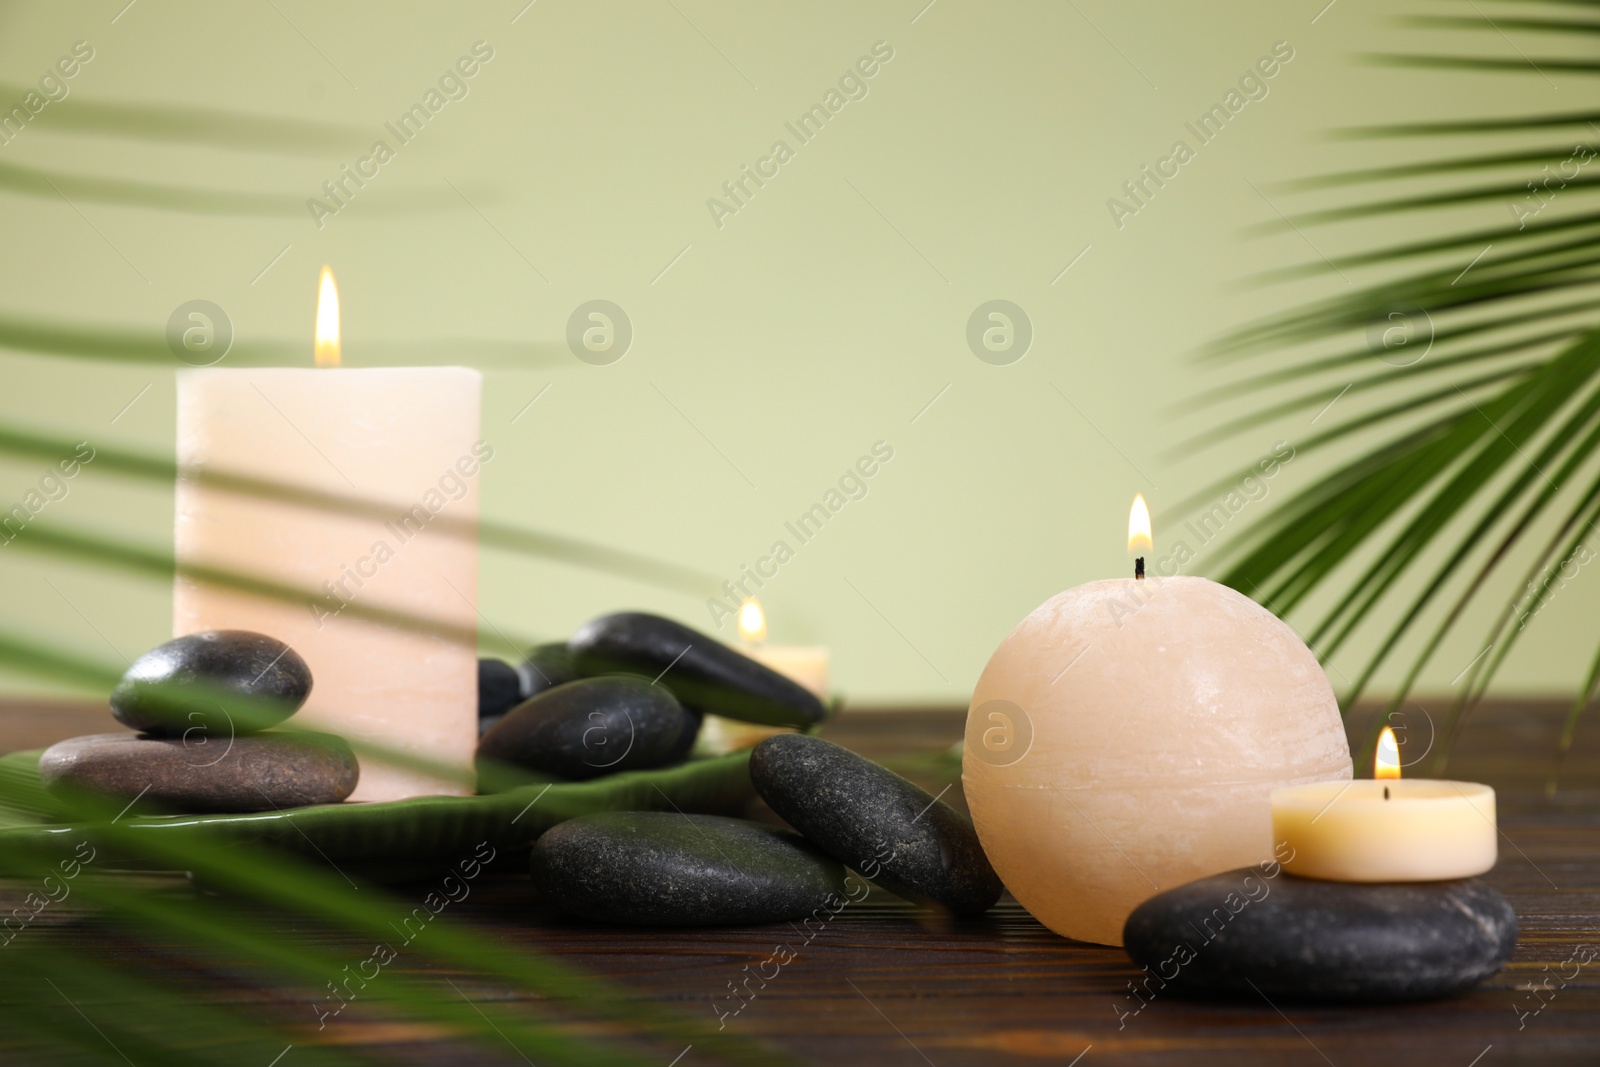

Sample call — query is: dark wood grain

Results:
[2,698,1598,1066]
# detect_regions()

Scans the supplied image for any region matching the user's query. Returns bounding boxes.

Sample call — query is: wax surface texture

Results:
[964,576,1352,945]
[174,367,482,802]
[1273,780,1497,882]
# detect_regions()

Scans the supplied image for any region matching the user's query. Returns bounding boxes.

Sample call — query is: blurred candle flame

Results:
[738,597,767,644]
[315,266,341,368]
[1375,725,1402,780]
[1128,493,1153,555]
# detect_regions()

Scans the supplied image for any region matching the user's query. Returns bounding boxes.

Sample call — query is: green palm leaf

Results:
[0,84,362,152]
[1198,0,1600,778]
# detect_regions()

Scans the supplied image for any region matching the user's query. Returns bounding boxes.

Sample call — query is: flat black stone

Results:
[569,612,825,729]
[110,630,310,737]
[530,811,850,926]
[750,734,1003,917]
[39,731,358,814]
[1123,866,1518,1003]
[476,676,689,783]
[478,658,525,726]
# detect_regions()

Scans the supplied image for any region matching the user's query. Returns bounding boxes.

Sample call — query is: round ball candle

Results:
[1271,726,1497,882]
[964,500,1352,945]
[173,268,482,802]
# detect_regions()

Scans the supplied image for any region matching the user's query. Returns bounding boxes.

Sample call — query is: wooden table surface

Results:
[3,698,1598,1066]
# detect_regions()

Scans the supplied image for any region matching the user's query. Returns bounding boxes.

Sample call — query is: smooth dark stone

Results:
[110,630,310,737]
[522,642,579,697]
[1123,866,1517,1002]
[666,707,704,762]
[569,612,826,729]
[476,677,689,782]
[484,646,581,735]
[530,811,850,926]
[749,734,1002,917]
[478,658,524,726]
[39,731,358,814]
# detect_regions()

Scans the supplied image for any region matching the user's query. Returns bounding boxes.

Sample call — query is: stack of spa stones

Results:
[39,630,357,814]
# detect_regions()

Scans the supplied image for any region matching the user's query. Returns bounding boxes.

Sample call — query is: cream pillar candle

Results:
[173,271,482,802]
[964,499,1351,945]
[1272,727,1497,881]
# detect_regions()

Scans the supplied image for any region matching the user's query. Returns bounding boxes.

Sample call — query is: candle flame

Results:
[737,597,767,644]
[1375,725,1402,780]
[1128,493,1153,555]
[314,266,341,368]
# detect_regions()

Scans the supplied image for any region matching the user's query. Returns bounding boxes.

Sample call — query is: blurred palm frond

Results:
[0,82,753,1066]
[1191,0,1600,781]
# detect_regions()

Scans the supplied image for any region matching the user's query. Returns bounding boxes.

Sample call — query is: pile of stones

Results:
[529,733,1003,925]
[39,630,357,813]
[482,611,1003,924]
[35,611,1005,927]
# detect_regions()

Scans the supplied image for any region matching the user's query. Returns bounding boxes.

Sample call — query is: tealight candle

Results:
[1272,726,1497,882]
[964,497,1353,945]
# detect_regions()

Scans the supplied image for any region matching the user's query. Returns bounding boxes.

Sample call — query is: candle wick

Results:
[1135,557,1145,580]
[1383,786,1390,800]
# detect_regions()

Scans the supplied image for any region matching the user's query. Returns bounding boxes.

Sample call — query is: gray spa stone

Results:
[39,731,357,814]
[530,811,849,926]
[1122,865,1517,1002]
[749,734,1003,917]
[110,630,310,737]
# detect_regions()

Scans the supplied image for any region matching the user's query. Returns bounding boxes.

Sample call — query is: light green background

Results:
[0,0,1588,704]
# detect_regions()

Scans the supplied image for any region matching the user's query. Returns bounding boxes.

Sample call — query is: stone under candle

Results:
[964,575,1352,946]
[1122,863,1517,1003]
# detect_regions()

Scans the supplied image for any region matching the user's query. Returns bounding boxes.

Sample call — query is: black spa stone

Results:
[477,658,525,727]
[530,811,849,926]
[568,612,826,729]
[476,676,688,781]
[110,630,311,737]
[667,706,704,762]
[1122,866,1517,1002]
[480,647,582,734]
[39,731,357,814]
[750,734,1003,917]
